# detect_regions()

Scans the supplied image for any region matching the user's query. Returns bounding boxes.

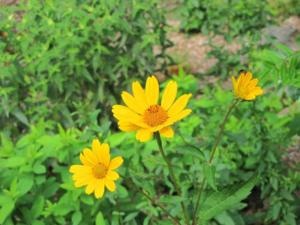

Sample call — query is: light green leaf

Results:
[0,195,15,224]
[96,212,106,225]
[16,174,34,197]
[72,211,82,225]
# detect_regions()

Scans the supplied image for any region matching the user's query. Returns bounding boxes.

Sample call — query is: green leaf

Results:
[96,212,106,225]
[31,196,44,219]
[33,163,46,174]
[203,163,217,191]
[0,157,26,168]
[199,174,258,221]
[16,174,34,197]
[0,195,15,224]
[12,109,29,126]
[72,211,82,225]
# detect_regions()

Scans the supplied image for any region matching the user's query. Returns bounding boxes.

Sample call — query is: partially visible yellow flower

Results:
[231,71,263,100]
[112,76,192,142]
[69,139,123,199]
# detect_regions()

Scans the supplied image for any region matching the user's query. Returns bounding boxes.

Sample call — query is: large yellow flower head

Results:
[69,139,123,199]
[231,71,263,100]
[112,76,192,142]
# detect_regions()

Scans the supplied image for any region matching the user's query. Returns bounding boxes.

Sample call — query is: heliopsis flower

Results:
[231,71,263,100]
[112,76,192,142]
[69,139,123,199]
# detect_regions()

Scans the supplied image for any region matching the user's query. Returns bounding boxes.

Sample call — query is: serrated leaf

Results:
[199,174,258,221]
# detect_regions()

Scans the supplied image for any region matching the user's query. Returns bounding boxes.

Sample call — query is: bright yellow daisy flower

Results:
[69,139,123,199]
[231,71,263,100]
[112,76,192,142]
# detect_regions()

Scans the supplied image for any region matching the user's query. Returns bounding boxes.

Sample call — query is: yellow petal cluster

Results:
[69,139,123,199]
[112,76,192,142]
[231,71,263,100]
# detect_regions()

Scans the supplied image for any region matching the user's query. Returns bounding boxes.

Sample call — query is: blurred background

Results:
[0,0,299,225]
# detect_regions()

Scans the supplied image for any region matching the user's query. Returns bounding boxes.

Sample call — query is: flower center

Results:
[143,105,168,127]
[92,163,107,179]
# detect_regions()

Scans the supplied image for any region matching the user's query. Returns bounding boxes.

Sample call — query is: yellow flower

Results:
[69,139,123,199]
[231,71,263,100]
[112,76,192,142]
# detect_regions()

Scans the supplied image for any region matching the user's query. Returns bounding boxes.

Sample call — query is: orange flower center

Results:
[92,163,107,179]
[143,105,168,127]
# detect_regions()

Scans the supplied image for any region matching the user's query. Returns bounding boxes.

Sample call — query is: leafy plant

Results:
[0,0,171,136]
[178,0,273,38]
[251,43,300,88]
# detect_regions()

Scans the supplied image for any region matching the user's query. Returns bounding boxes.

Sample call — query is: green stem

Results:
[155,132,190,225]
[124,175,182,225]
[208,99,239,164]
[192,99,239,225]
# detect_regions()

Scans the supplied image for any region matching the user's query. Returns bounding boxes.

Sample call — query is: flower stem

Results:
[192,99,239,225]
[208,99,239,164]
[126,175,182,225]
[141,189,182,225]
[155,132,190,225]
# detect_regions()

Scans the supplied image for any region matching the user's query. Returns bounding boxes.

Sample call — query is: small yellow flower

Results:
[112,76,192,142]
[69,139,123,199]
[231,71,263,100]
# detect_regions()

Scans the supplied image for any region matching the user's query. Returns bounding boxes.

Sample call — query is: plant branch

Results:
[126,176,181,225]
[155,132,190,225]
[192,99,239,225]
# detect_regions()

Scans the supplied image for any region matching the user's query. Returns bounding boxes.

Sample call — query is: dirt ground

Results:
[166,16,300,74]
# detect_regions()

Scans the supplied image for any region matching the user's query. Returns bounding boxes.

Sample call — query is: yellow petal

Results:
[247,78,258,89]
[99,143,110,167]
[132,81,148,111]
[94,179,105,198]
[253,87,263,96]
[121,91,144,114]
[244,72,253,83]
[109,156,124,170]
[84,148,98,164]
[112,105,141,121]
[69,165,87,173]
[80,153,94,167]
[118,121,140,131]
[72,173,93,181]
[106,170,120,181]
[105,179,116,192]
[168,94,192,117]
[85,178,97,194]
[161,81,177,110]
[145,76,159,105]
[112,105,148,128]
[231,76,238,96]
[244,87,263,100]
[136,129,153,142]
[80,148,98,166]
[168,109,192,124]
[74,174,93,187]
[159,127,174,138]
[244,94,256,100]
[92,139,102,162]
[75,180,87,188]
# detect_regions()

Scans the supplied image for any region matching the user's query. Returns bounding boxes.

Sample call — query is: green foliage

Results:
[269,0,300,18]
[179,0,272,38]
[0,0,170,135]
[0,1,299,224]
[0,68,299,224]
[251,43,300,88]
